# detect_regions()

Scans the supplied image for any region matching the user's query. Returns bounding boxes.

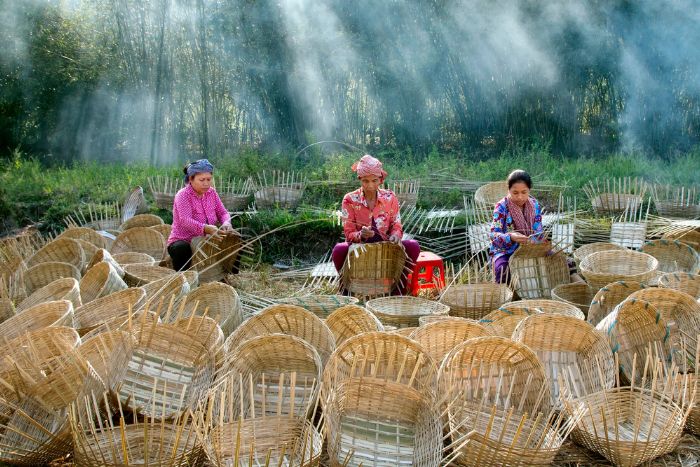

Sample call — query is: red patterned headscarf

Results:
[506,196,536,235]
[351,155,388,182]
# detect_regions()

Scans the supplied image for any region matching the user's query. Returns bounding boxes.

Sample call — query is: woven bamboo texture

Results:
[658,272,700,299]
[0,298,14,324]
[551,282,597,317]
[149,222,171,240]
[509,243,570,299]
[0,299,73,342]
[112,251,156,266]
[254,171,306,209]
[148,175,182,209]
[580,250,658,290]
[501,298,585,320]
[74,287,145,335]
[591,193,644,215]
[110,227,166,261]
[663,228,700,251]
[182,269,199,289]
[365,296,449,328]
[26,237,84,270]
[563,386,686,467]
[78,329,135,389]
[191,232,242,282]
[439,283,512,320]
[474,181,507,207]
[225,304,336,366]
[278,295,360,319]
[79,261,128,303]
[418,314,456,326]
[573,241,626,266]
[596,298,671,384]
[73,238,99,265]
[651,183,700,218]
[123,263,175,286]
[120,185,149,223]
[479,306,541,338]
[438,336,550,415]
[16,277,81,312]
[57,226,107,249]
[325,304,384,345]
[410,318,491,366]
[138,273,190,314]
[118,322,216,419]
[391,180,421,208]
[22,261,81,296]
[168,315,225,370]
[119,213,164,230]
[340,242,407,299]
[218,334,322,417]
[512,314,615,404]
[641,239,700,275]
[178,281,243,336]
[588,280,645,327]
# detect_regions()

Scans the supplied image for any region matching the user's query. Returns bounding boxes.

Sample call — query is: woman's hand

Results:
[510,232,529,244]
[204,224,221,238]
[220,222,233,233]
[389,234,401,244]
[360,226,374,240]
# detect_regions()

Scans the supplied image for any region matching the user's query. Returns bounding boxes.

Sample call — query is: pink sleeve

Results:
[212,190,231,225]
[342,196,362,243]
[173,191,205,237]
[389,195,403,239]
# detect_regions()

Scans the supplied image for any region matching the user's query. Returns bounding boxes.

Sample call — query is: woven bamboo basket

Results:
[573,241,626,266]
[86,248,125,278]
[219,191,251,212]
[474,181,507,207]
[438,336,550,415]
[651,183,700,218]
[112,251,156,266]
[410,318,491,366]
[79,262,128,303]
[74,287,145,335]
[138,272,190,314]
[418,314,457,326]
[641,239,700,276]
[580,250,658,290]
[57,226,106,249]
[191,232,242,282]
[592,192,644,214]
[509,243,570,299]
[324,304,384,345]
[22,261,81,296]
[118,322,216,419]
[218,334,322,417]
[0,299,73,342]
[120,185,149,223]
[391,180,421,208]
[199,372,323,467]
[26,237,85,270]
[322,332,440,467]
[365,296,449,328]
[588,280,645,327]
[150,222,172,241]
[78,329,135,389]
[551,282,597,317]
[439,283,512,320]
[119,213,164,230]
[123,263,175,286]
[504,298,585,319]
[178,281,243,336]
[0,298,14,323]
[110,227,166,261]
[479,306,541,338]
[254,185,305,209]
[70,389,199,467]
[512,314,615,405]
[277,295,360,319]
[663,229,700,251]
[225,304,336,366]
[73,238,99,265]
[658,272,700,299]
[340,242,407,299]
[596,298,671,384]
[169,315,225,370]
[16,277,81,312]
[148,175,182,210]
[563,386,686,466]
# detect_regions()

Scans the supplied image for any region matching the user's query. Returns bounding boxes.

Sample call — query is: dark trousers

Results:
[168,240,193,272]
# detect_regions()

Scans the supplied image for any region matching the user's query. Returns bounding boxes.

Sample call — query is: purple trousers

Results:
[493,255,511,284]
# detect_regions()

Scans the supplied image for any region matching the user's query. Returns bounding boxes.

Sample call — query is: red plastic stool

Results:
[408,251,445,296]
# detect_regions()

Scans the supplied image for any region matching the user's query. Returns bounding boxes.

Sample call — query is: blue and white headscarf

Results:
[184,159,214,183]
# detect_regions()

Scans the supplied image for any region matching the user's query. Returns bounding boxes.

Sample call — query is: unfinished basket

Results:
[651,183,700,218]
[512,314,615,405]
[119,213,164,230]
[191,232,242,282]
[0,299,73,342]
[123,263,175,286]
[26,237,84,270]
[641,239,700,275]
[410,318,491,366]
[79,262,128,303]
[138,272,190,314]
[148,175,182,210]
[110,227,165,261]
[439,283,512,320]
[573,241,626,266]
[563,386,686,466]
[340,242,407,299]
[225,304,335,366]
[254,171,306,210]
[658,272,700,299]
[168,315,225,370]
[277,295,360,319]
[57,226,106,249]
[551,283,597,317]
[16,277,81,312]
[591,193,644,215]
[121,185,149,223]
[588,280,646,327]
[438,336,550,415]
[580,250,658,290]
[77,329,135,389]
[74,287,145,335]
[391,180,421,208]
[479,306,541,338]
[324,304,384,345]
[217,177,253,212]
[596,298,671,384]
[22,261,81,296]
[112,251,156,266]
[366,296,449,328]
[509,243,570,299]
[118,322,216,419]
[178,281,243,337]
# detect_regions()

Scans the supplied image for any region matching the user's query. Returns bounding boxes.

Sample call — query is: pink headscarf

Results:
[351,155,388,182]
